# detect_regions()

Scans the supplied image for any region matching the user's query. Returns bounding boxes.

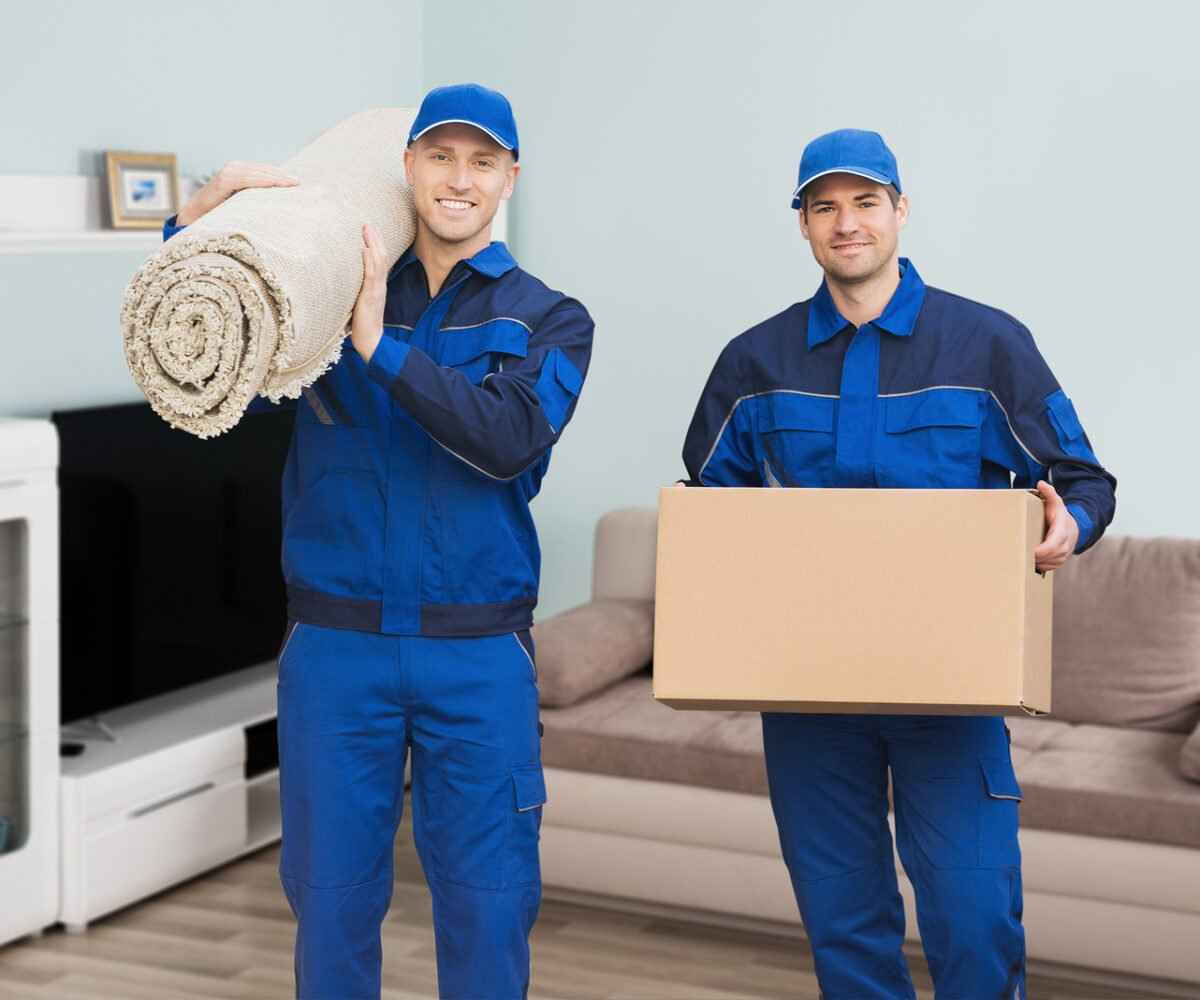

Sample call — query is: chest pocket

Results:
[438,320,530,384]
[877,389,984,488]
[758,393,836,487]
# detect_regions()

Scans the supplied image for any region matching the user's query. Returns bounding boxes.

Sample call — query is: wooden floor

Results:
[3,819,1199,1000]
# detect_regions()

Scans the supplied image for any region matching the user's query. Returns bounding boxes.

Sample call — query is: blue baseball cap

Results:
[791,129,901,209]
[408,83,519,160]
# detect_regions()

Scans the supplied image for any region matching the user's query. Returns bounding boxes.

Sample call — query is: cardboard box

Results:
[652,487,1052,716]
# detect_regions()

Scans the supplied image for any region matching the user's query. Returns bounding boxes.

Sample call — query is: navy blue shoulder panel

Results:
[448,265,577,333]
[723,301,845,397]
[880,285,1053,397]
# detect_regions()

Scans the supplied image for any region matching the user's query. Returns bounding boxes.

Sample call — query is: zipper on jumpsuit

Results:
[390,269,473,636]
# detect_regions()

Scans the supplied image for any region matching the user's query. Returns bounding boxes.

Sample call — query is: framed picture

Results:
[104,151,179,229]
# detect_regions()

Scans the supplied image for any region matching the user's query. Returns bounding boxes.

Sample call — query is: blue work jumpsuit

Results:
[162,216,594,999]
[682,259,1116,999]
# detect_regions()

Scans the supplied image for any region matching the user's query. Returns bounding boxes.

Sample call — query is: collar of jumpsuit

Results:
[807,258,928,486]
[391,238,518,286]
[806,257,926,349]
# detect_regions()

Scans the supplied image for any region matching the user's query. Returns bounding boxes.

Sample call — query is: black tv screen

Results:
[52,401,293,724]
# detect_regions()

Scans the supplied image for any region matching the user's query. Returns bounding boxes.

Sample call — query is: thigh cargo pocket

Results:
[980,756,1023,869]
[506,763,547,887]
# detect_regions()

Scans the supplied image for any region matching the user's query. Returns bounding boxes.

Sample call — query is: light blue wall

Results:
[425,0,1200,616]
[4,3,1195,621]
[0,0,424,414]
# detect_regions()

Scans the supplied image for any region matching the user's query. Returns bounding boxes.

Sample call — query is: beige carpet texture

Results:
[120,107,418,438]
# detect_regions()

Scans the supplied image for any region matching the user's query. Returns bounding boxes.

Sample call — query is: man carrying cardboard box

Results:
[680,129,1116,999]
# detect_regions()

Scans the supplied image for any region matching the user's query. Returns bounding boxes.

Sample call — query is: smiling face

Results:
[798,173,908,285]
[404,122,518,248]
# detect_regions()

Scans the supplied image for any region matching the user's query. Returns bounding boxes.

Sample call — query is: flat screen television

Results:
[51,401,294,724]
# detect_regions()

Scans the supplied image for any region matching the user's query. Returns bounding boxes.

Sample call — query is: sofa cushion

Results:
[532,599,654,707]
[1016,725,1200,849]
[543,681,1200,850]
[1003,715,1073,752]
[541,675,769,794]
[1051,536,1200,733]
[1182,724,1200,784]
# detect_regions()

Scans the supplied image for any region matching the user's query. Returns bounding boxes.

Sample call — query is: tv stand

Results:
[58,662,280,931]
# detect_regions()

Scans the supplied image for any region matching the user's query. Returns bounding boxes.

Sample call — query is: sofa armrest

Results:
[1182,720,1200,784]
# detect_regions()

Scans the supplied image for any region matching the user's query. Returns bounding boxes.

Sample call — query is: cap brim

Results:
[408,118,514,151]
[790,167,896,208]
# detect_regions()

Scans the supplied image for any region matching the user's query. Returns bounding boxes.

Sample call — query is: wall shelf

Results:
[0,175,170,255]
[0,231,160,255]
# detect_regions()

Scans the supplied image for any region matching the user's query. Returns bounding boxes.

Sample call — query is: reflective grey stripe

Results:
[878,384,989,399]
[430,435,508,480]
[442,316,533,333]
[302,388,334,425]
[763,458,783,488]
[512,632,536,674]
[278,620,301,661]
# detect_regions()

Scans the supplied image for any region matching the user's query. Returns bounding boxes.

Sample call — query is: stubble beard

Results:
[821,238,895,287]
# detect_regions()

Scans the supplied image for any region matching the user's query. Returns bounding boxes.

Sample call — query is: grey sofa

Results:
[532,508,1200,982]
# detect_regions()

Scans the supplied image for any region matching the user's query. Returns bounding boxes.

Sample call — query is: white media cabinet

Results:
[59,662,281,931]
[0,420,59,947]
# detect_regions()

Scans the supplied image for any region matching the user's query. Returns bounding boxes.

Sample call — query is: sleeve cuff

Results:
[366,333,411,387]
[163,214,185,241]
[1066,501,1094,553]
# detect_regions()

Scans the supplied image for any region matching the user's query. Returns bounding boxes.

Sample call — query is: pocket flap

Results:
[553,347,584,396]
[1045,389,1084,443]
[760,393,835,433]
[535,348,583,431]
[440,320,530,366]
[885,390,983,432]
[511,764,547,812]
[980,758,1023,801]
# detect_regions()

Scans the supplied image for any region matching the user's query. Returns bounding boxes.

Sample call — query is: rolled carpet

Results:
[120,107,418,438]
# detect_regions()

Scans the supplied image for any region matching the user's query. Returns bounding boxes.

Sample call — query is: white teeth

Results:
[439,199,471,210]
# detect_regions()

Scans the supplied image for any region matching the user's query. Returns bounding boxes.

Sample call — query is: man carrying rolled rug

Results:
[680,129,1116,998]
[165,84,593,1000]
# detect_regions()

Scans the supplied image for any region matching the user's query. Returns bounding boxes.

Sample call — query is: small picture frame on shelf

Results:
[104,151,179,229]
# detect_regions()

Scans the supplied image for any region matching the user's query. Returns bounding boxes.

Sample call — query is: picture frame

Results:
[104,151,179,229]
